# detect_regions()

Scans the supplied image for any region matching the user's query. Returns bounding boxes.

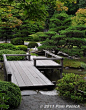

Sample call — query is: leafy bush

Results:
[0,43,19,50]
[24,36,33,41]
[16,45,27,51]
[0,81,21,109]
[28,42,38,48]
[29,32,45,42]
[11,37,24,45]
[0,92,9,109]
[29,34,39,42]
[56,73,86,102]
[0,49,26,61]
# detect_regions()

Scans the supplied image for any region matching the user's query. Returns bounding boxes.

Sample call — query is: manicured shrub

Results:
[56,73,86,102]
[24,36,33,41]
[0,81,21,109]
[11,37,24,45]
[0,92,9,109]
[0,43,19,50]
[28,42,38,48]
[16,45,27,51]
[0,49,26,61]
[29,34,39,42]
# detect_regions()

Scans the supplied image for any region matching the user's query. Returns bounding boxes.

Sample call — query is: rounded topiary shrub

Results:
[0,81,21,109]
[16,45,27,51]
[11,37,24,45]
[28,42,38,48]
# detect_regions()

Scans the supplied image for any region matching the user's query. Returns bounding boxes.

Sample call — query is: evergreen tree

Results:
[38,25,86,57]
[78,0,86,8]
[49,12,71,32]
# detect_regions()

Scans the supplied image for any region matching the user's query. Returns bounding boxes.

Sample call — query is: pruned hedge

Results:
[0,49,26,61]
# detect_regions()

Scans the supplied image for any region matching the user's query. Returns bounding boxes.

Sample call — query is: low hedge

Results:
[28,42,38,48]
[0,43,19,50]
[0,81,21,109]
[56,73,86,102]
[0,49,26,61]
[11,37,24,45]
[16,45,27,51]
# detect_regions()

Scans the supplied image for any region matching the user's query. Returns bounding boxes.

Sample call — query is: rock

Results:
[39,90,58,95]
[78,69,82,71]
[65,67,69,70]
[84,77,86,80]
[68,56,73,59]
[21,90,37,96]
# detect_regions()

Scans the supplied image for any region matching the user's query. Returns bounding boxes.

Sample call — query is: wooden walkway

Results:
[3,51,63,90]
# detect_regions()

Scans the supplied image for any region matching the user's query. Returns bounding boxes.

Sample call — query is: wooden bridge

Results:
[3,50,63,90]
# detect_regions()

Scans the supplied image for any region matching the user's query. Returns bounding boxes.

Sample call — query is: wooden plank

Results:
[21,61,48,85]
[37,60,60,66]
[8,61,26,87]
[8,62,18,86]
[12,61,33,87]
[22,61,54,85]
[43,50,63,59]
[17,61,43,86]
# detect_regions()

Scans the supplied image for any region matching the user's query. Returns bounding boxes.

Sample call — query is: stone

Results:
[21,90,37,96]
[68,56,73,59]
[65,67,69,70]
[78,69,82,71]
[39,90,58,95]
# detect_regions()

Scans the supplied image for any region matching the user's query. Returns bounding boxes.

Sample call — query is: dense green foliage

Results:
[0,81,21,109]
[28,42,38,48]
[49,12,71,32]
[16,45,27,51]
[65,1,79,15]
[11,37,24,45]
[0,49,26,61]
[39,25,86,57]
[56,73,86,102]
[78,0,86,8]
[0,43,19,50]
[0,92,9,109]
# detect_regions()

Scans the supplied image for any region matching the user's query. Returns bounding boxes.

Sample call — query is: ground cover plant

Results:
[63,58,86,68]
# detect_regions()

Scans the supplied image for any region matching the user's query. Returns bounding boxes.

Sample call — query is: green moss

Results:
[63,58,84,68]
